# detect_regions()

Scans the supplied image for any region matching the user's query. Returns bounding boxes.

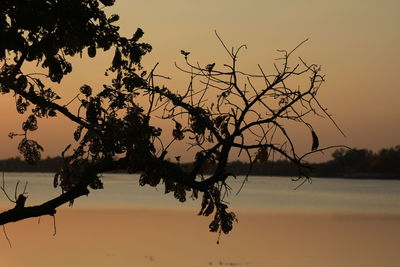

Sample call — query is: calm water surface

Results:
[0,172,399,214]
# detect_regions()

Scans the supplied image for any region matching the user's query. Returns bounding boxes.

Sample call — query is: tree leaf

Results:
[73,125,84,141]
[132,28,144,43]
[112,48,122,69]
[311,130,319,151]
[22,115,38,132]
[99,0,115,6]
[17,138,43,165]
[108,14,119,23]
[88,46,96,58]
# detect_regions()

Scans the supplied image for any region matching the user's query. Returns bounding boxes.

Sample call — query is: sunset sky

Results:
[0,0,399,162]
[1,3,400,264]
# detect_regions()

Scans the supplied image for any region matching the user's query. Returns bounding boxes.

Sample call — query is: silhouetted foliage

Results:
[314,146,400,178]
[0,0,343,235]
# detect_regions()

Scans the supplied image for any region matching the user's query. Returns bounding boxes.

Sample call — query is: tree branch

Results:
[0,184,89,226]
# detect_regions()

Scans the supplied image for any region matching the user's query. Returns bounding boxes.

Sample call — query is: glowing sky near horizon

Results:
[0,0,399,162]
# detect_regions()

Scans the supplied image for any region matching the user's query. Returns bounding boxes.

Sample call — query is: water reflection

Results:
[1,172,399,213]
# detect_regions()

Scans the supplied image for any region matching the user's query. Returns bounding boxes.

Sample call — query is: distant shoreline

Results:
[1,146,399,180]
[0,169,398,180]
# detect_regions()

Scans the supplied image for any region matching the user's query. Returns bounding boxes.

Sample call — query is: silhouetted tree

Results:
[320,147,400,178]
[332,148,374,174]
[0,0,342,236]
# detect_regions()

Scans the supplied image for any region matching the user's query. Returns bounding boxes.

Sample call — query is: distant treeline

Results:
[0,156,63,172]
[0,146,399,179]
[310,146,400,179]
[224,146,400,179]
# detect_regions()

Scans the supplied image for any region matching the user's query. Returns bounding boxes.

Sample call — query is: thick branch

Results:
[138,153,227,192]
[0,184,89,226]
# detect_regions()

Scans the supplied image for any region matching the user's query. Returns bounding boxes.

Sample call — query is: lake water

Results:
[0,172,399,214]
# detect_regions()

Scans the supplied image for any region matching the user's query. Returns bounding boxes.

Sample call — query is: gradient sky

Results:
[0,0,399,162]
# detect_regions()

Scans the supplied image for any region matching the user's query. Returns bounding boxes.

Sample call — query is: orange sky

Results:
[1,0,399,162]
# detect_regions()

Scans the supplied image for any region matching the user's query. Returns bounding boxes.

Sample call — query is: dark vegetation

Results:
[1,146,399,179]
[0,0,346,237]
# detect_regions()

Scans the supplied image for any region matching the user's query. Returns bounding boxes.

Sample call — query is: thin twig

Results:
[52,215,57,236]
[294,177,311,190]
[214,31,233,59]
[1,173,16,203]
[2,225,12,248]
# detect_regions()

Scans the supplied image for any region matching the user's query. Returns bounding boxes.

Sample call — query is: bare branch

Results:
[2,225,12,248]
